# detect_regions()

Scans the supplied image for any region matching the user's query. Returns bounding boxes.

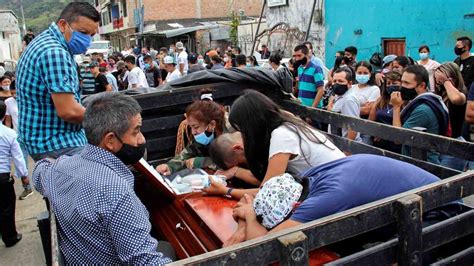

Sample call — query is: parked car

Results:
[85,40,112,58]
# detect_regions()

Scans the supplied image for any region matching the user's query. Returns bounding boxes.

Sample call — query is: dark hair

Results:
[302,41,313,50]
[355,61,375,85]
[98,66,107,73]
[393,56,411,68]
[143,55,153,61]
[108,55,118,62]
[0,76,12,83]
[344,46,358,56]
[211,55,222,63]
[333,56,343,70]
[124,55,136,65]
[186,101,225,137]
[269,53,282,65]
[188,53,198,64]
[57,2,100,23]
[232,46,241,54]
[235,54,246,66]
[294,44,309,55]
[404,65,429,88]
[336,50,345,56]
[159,47,168,53]
[418,45,430,53]
[0,101,6,119]
[378,71,402,109]
[333,68,353,82]
[247,56,259,66]
[457,36,472,50]
[229,90,331,179]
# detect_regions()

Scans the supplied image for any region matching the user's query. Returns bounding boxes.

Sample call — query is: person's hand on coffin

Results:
[156,164,171,175]
[223,219,247,247]
[202,176,228,195]
[232,194,256,221]
[215,166,238,180]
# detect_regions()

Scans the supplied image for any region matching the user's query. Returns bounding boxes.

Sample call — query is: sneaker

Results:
[19,188,33,200]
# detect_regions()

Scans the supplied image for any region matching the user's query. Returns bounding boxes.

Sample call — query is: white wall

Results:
[264,0,325,61]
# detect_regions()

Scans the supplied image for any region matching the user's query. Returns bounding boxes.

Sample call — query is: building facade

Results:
[95,0,263,52]
[324,0,474,67]
[0,10,22,61]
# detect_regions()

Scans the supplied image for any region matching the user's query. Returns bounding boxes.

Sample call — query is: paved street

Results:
[0,158,46,266]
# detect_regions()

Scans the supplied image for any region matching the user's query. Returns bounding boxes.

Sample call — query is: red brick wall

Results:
[143,0,263,21]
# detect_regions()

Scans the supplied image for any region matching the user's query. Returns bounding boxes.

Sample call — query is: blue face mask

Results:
[144,63,151,70]
[194,130,215,145]
[246,63,252,67]
[197,59,204,65]
[356,74,370,84]
[66,23,92,55]
[419,52,429,60]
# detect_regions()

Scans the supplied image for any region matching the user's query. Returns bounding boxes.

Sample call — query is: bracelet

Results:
[225,188,234,198]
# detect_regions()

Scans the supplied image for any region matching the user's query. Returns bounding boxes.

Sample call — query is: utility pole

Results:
[19,0,26,36]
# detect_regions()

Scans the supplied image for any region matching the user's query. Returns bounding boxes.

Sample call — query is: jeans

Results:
[439,136,469,172]
[30,146,85,162]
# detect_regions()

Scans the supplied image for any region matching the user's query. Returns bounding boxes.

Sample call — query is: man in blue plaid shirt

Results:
[33,92,175,264]
[16,2,100,161]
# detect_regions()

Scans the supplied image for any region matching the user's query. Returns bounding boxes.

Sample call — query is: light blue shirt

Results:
[106,73,119,92]
[311,55,325,70]
[0,124,28,177]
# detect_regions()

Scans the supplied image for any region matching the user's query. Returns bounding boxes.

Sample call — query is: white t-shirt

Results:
[127,67,149,90]
[269,124,345,175]
[418,59,441,92]
[177,51,189,73]
[349,84,381,106]
[5,97,18,131]
[165,68,182,83]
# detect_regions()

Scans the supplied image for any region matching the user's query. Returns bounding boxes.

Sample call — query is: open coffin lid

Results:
[133,159,239,243]
[134,159,339,263]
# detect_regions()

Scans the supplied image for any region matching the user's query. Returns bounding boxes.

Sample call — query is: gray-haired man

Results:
[32,92,174,264]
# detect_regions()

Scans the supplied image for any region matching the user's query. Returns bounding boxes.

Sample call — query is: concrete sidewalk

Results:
[0,159,46,266]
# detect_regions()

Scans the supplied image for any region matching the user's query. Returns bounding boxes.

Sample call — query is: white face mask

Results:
[1,85,10,91]
[223,57,229,63]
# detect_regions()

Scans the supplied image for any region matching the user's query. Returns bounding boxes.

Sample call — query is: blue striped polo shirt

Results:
[298,61,325,107]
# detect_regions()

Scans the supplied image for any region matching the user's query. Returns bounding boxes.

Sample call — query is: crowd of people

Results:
[75,38,273,94]
[0,1,473,265]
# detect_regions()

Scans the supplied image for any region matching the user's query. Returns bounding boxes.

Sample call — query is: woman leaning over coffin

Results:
[204,90,345,199]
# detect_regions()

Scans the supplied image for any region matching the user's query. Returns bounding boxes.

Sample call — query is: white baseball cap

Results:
[163,56,175,64]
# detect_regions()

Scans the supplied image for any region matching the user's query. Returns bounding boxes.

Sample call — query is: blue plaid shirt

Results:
[32,144,172,264]
[16,23,86,155]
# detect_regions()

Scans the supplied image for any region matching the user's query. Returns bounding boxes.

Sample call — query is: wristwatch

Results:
[225,188,234,198]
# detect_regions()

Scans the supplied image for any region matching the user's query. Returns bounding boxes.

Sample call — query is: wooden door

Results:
[383,39,406,56]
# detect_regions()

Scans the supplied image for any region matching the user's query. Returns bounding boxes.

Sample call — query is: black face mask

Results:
[344,56,353,63]
[114,135,146,165]
[454,46,465,56]
[386,85,401,95]
[295,57,308,68]
[332,83,349,95]
[400,86,418,101]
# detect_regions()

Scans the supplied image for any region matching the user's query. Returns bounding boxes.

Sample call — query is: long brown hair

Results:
[434,62,467,106]
[377,71,402,109]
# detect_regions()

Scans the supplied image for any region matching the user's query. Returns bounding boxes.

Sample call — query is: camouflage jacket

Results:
[166,141,216,174]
